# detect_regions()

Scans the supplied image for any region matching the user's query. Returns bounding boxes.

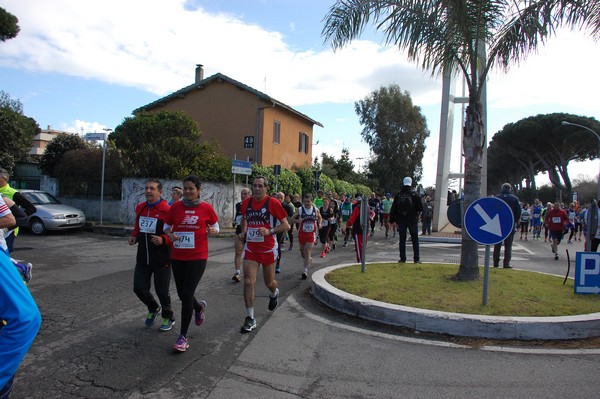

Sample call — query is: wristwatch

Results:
[270,228,275,235]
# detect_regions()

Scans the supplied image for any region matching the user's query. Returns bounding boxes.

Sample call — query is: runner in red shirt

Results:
[544,201,569,261]
[238,176,290,333]
[164,176,219,352]
[291,194,322,279]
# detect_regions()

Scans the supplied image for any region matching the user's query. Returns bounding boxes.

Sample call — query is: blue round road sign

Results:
[464,197,514,245]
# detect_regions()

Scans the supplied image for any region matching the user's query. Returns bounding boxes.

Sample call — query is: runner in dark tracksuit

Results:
[129,179,174,331]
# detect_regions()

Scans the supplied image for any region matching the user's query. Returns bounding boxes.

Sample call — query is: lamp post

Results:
[561,121,600,200]
[100,128,112,226]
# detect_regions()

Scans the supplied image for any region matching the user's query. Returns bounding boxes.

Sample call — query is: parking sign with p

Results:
[575,252,600,294]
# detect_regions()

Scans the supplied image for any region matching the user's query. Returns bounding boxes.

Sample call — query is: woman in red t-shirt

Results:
[165,176,219,352]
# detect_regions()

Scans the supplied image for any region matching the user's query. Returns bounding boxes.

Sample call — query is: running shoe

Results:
[325,243,330,253]
[275,266,281,273]
[232,273,241,283]
[173,335,189,352]
[145,307,161,327]
[268,289,279,311]
[195,300,207,326]
[301,272,308,280]
[343,241,348,247]
[159,318,175,332]
[288,243,293,251]
[555,254,559,260]
[320,251,326,258]
[241,316,256,332]
[23,262,33,283]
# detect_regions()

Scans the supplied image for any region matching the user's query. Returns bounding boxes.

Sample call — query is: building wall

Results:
[148,81,313,169]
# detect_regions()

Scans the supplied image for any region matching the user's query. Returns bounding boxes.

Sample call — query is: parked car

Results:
[19,190,86,235]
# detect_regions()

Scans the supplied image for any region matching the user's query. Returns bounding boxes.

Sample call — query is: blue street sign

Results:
[575,252,600,294]
[232,159,252,175]
[464,197,514,245]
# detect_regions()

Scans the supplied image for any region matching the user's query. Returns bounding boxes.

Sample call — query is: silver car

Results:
[20,190,86,235]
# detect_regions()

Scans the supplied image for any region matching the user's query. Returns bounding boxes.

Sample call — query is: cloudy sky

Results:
[1,0,598,188]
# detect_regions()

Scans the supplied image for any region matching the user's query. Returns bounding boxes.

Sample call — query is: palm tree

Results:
[322,0,599,280]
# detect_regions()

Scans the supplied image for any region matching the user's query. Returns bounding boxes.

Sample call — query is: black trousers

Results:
[171,259,207,337]
[397,221,420,262]
[133,262,173,320]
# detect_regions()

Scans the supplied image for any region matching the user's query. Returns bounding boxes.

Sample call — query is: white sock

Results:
[246,307,254,319]
[270,288,279,298]
[235,270,240,275]
[304,268,308,273]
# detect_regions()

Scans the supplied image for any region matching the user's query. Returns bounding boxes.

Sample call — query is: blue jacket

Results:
[0,249,41,388]
[496,189,521,223]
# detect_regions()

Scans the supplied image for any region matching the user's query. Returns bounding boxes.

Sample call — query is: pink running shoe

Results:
[173,335,189,352]
[195,300,207,326]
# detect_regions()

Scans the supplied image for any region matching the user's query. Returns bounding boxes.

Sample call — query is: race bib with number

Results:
[552,217,561,223]
[172,231,195,249]
[322,220,329,227]
[342,209,350,216]
[303,223,315,233]
[246,227,265,242]
[139,216,158,234]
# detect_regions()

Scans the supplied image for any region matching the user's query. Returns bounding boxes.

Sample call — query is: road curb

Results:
[311,263,600,340]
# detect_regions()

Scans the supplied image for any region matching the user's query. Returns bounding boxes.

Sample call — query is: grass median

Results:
[325,263,600,317]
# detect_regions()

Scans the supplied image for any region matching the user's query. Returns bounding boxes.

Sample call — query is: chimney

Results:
[195,64,204,83]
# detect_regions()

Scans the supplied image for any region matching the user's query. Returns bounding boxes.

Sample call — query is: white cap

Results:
[403,177,412,186]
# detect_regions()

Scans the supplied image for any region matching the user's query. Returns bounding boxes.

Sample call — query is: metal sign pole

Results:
[99,139,106,226]
[361,199,369,273]
[482,245,490,305]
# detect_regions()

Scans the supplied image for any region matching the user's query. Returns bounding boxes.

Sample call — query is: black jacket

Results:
[389,187,423,224]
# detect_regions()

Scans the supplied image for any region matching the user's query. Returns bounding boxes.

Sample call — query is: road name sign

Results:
[575,252,600,294]
[232,159,252,175]
[464,197,514,245]
[85,133,107,141]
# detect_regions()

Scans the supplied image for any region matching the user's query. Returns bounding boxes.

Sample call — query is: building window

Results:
[273,121,281,144]
[299,132,309,154]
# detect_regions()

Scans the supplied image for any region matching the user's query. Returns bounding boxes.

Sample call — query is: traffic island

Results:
[311,263,600,340]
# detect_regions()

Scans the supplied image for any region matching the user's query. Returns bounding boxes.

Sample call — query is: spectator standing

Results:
[390,177,423,264]
[492,183,521,268]
[421,196,434,235]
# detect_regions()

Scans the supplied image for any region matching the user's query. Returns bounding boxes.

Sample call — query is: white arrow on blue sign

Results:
[464,197,514,245]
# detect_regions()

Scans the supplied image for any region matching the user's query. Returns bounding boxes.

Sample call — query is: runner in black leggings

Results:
[165,175,219,352]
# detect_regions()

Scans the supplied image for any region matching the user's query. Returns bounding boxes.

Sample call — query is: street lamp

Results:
[561,121,600,200]
[99,128,112,226]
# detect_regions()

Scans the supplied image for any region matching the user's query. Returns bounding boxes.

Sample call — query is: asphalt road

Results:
[9,228,600,398]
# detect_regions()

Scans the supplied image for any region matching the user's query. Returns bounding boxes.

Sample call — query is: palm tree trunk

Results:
[457,102,484,280]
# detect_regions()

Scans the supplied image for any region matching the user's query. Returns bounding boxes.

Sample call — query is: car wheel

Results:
[29,218,47,235]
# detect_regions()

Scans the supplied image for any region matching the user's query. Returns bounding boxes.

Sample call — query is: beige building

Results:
[29,126,62,157]
[134,65,323,169]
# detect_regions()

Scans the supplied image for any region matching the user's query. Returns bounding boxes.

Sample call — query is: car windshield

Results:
[22,191,61,205]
